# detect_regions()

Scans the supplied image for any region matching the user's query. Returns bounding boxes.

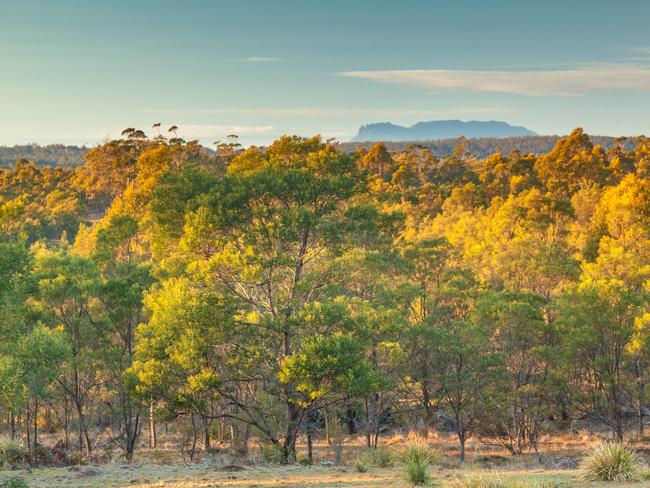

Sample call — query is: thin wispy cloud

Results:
[244,56,280,62]
[143,107,519,116]
[338,65,650,96]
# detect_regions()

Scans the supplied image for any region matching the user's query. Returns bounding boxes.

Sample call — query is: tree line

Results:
[0,128,649,465]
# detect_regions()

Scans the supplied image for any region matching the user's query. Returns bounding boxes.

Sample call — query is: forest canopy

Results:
[1,127,649,464]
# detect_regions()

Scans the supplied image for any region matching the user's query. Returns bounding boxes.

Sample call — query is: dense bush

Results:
[0,439,27,466]
[0,477,30,488]
[359,446,395,468]
[354,459,368,472]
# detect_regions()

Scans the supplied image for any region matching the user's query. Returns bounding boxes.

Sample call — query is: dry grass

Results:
[2,465,403,488]
[2,433,650,487]
[0,460,645,488]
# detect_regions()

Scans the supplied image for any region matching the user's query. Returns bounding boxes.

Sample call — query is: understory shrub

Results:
[1,477,30,488]
[354,459,368,472]
[359,445,395,468]
[0,439,27,466]
[259,444,284,464]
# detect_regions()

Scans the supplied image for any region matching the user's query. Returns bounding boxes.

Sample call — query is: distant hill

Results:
[352,120,537,142]
[339,134,639,159]
[0,144,89,167]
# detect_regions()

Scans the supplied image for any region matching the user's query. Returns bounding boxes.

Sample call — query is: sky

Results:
[1,0,650,147]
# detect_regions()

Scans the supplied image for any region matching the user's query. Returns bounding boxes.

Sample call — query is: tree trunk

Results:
[323,408,331,446]
[637,359,645,438]
[306,418,314,463]
[125,413,140,463]
[33,400,38,454]
[282,402,300,464]
[203,415,211,450]
[74,399,92,458]
[25,405,32,465]
[9,411,16,441]
[459,435,466,462]
[148,400,157,449]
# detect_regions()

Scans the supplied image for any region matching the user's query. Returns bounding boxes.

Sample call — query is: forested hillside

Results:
[0,144,88,167]
[1,134,637,169]
[340,134,639,158]
[1,127,649,465]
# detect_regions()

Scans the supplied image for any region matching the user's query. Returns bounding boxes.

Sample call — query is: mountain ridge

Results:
[352,119,537,141]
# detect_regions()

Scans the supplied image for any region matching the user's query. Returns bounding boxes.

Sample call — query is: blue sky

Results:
[1,0,650,146]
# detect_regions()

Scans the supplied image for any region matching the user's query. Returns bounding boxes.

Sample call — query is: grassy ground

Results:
[3,461,650,487]
[2,434,650,487]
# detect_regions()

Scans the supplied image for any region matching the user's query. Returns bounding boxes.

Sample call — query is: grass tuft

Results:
[402,456,430,486]
[579,442,638,482]
[399,436,436,466]
[354,459,368,472]
[446,471,560,488]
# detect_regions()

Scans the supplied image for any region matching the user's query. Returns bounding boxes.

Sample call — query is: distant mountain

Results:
[352,120,537,142]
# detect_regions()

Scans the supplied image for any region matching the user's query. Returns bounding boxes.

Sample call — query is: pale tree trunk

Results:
[148,400,157,449]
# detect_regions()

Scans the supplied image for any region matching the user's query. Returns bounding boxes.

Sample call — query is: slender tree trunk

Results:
[74,399,91,458]
[125,412,140,462]
[203,415,211,450]
[33,400,38,454]
[63,392,69,449]
[306,413,314,463]
[25,405,32,465]
[459,435,466,462]
[148,400,157,449]
[636,359,645,438]
[323,408,331,446]
[456,413,466,462]
[9,411,16,441]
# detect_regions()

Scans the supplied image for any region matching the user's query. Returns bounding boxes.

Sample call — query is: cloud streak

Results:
[144,107,518,116]
[338,66,650,96]
[244,56,280,62]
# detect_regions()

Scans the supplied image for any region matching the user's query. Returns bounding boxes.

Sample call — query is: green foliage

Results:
[354,459,368,472]
[360,446,395,468]
[0,438,27,466]
[0,476,30,488]
[579,442,638,482]
[260,444,284,464]
[2,130,650,467]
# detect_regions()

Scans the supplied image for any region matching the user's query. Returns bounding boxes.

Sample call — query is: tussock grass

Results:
[398,436,436,466]
[446,471,560,488]
[579,442,638,482]
[398,436,435,486]
[354,459,368,472]
[402,456,430,486]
